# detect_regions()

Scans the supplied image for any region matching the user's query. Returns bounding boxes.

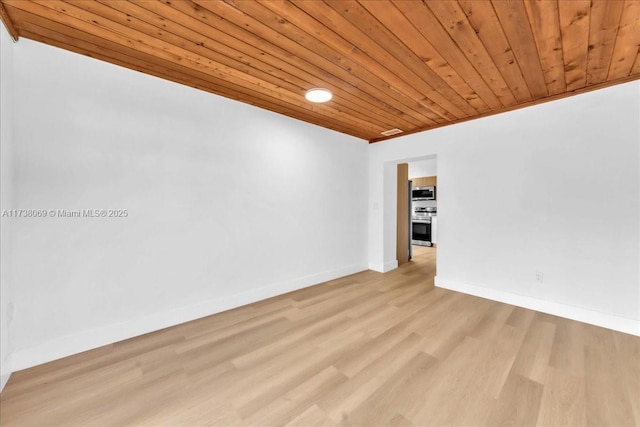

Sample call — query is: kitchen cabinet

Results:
[412,176,437,188]
[431,216,437,245]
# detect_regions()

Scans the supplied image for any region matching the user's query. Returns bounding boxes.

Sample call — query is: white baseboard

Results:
[11,262,368,372]
[0,354,11,393]
[368,259,398,273]
[435,277,640,336]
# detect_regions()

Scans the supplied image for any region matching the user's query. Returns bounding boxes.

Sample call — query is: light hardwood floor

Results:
[1,246,638,426]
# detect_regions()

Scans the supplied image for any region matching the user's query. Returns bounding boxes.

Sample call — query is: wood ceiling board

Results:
[523,0,568,96]
[291,0,445,125]
[425,0,517,108]
[180,0,402,129]
[358,0,489,114]
[99,0,402,133]
[458,0,532,103]
[394,0,503,111]
[304,2,453,123]
[1,0,639,143]
[586,0,625,86]
[558,0,592,91]
[632,49,640,75]
[159,0,424,131]
[326,0,473,121]
[356,0,480,118]
[193,0,437,131]
[490,0,549,99]
[253,1,429,130]
[206,0,424,130]
[608,0,640,80]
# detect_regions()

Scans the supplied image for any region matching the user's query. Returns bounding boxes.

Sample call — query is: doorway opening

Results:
[396,155,438,275]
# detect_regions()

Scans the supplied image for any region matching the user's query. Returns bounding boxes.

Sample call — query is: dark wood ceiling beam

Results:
[0,0,18,40]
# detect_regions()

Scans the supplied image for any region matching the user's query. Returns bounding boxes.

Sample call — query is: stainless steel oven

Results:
[412,219,432,246]
[412,206,436,246]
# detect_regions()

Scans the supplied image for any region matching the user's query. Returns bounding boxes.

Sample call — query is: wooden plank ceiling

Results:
[1,0,639,142]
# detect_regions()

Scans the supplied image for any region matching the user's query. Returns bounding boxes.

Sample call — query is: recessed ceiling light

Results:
[305,88,332,103]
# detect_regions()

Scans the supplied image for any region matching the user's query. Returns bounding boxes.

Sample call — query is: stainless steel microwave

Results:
[412,186,436,200]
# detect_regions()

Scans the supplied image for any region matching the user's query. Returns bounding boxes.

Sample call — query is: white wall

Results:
[409,157,437,179]
[369,81,640,335]
[7,39,369,370]
[0,23,15,391]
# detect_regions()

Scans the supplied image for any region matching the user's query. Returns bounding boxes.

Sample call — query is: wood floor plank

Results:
[332,322,415,378]
[511,319,556,384]
[584,343,637,426]
[319,332,427,423]
[232,330,369,419]
[486,373,544,427]
[345,351,438,426]
[536,367,587,427]
[283,404,336,427]
[243,366,347,426]
[1,246,638,427]
[548,316,586,378]
[230,311,349,369]
[613,332,640,425]
[405,336,495,426]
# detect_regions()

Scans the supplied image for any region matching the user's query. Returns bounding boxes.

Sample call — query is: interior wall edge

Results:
[0,19,15,395]
[10,261,368,372]
[435,277,640,337]
[368,259,398,273]
[0,355,11,392]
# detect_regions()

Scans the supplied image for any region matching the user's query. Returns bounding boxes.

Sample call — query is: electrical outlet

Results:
[535,271,543,283]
